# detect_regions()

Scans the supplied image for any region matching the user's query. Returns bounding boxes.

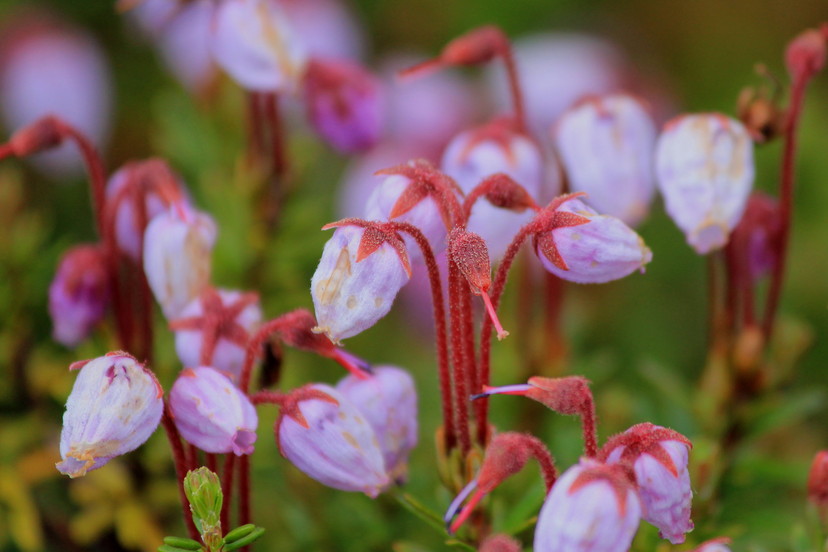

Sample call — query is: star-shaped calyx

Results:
[531,192,592,271]
[169,287,260,366]
[375,159,463,231]
[455,116,528,166]
[598,423,692,477]
[568,460,638,517]
[321,218,413,278]
[269,385,340,454]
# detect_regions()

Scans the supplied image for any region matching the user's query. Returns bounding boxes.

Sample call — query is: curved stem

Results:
[389,222,456,449]
[762,76,809,339]
[238,455,251,549]
[161,403,199,540]
[240,318,291,393]
[495,32,527,134]
[524,437,557,492]
[580,393,598,458]
[221,454,236,531]
[59,124,108,239]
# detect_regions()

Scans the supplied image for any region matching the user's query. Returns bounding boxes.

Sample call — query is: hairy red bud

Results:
[785,27,826,81]
[480,173,538,212]
[8,115,65,156]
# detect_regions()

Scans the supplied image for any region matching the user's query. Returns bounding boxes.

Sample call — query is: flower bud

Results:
[171,288,262,382]
[554,95,657,226]
[48,244,109,347]
[277,384,389,497]
[336,366,418,481]
[364,172,450,261]
[170,367,258,455]
[533,198,652,284]
[183,467,223,534]
[785,27,826,82]
[600,423,693,544]
[105,160,189,262]
[57,352,164,478]
[442,118,545,260]
[534,458,641,552]
[211,0,306,92]
[727,192,781,282]
[144,205,216,319]
[302,57,383,154]
[656,113,754,254]
[311,223,411,343]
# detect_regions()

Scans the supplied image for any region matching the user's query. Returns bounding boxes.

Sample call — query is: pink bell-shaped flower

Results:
[533,197,652,284]
[211,0,306,92]
[364,160,459,261]
[0,12,112,178]
[276,384,390,497]
[155,0,218,95]
[534,458,641,552]
[600,423,693,544]
[554,94,657,226]
[170,288,261,382]
[311,222,411,343]
[169,367,258,455]
[336,366,418,481]
[655,113,755,254]
[104,160,190,262]
[57,352,164,478]
[442,118,547,260]
[48,244,109,347]
[302,57,383,154]
[143,204,216,319]
[276,0,364,61]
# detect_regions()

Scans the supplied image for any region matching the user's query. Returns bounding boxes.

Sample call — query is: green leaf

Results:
[162,536,203,550]
[222,527,265,551]
[223,524,256,543]
[389,489,446,534]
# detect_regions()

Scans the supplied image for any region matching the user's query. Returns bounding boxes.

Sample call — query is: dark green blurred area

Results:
[0,0,826,551]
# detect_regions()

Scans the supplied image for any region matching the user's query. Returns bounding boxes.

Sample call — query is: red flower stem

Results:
[206,453,217,473]
[250,389,287,405]
[240,317,294,393]
[262,92,288,234]
[239,455,251,550]
[187,443,199,471]
[762,75,810,339]
[580,393,598,458]
[161,402,199,540]
[59,123,108,239]
[221,454,236,531]
[543,273,566,367]
[524,437,557,492]
[389,222,456,450]
[134,188,154,364]
[448,261,471,454]
[494,32,527,134]
[477,223,536,444]
[460,278,478,404]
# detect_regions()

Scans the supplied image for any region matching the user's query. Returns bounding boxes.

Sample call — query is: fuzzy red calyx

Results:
[598,422,692,478]
[524,376,593,416]
[479,173,539,212]
[568,461,637,517]
[322,218,413,277]
[375,159,462,230]
[785,26,826,81]
[6,115,64,156]
[272,386,340,455]
[531,192,591,271]
[169,287,259,366]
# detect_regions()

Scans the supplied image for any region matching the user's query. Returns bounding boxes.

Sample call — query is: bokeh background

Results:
[0,0,826,550]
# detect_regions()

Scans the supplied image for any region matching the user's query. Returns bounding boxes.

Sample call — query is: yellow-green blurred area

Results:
[0,0,826,550]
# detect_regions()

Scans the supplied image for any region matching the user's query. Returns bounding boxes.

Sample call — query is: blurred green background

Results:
[0,0,826,550]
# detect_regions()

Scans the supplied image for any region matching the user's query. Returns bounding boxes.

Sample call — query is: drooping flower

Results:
[48,244,109,347]
[600,423,694,544]
[276,384,389,496]
[0,11,112,178]
[276,0,364,61]
[554,94,657,226]
[336,366,418,480]
[311,221,411,343]
[211,0,306,92]
[533,197,652,284]
[656,113,755,254]
[442,117,547,260]
[57,352,164,478]
[302,57,383,154]
[169,367,258,455]
[104,159,189,262]
[534,458,641,552]
[143,204,216,319]
[170,288,261,382]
